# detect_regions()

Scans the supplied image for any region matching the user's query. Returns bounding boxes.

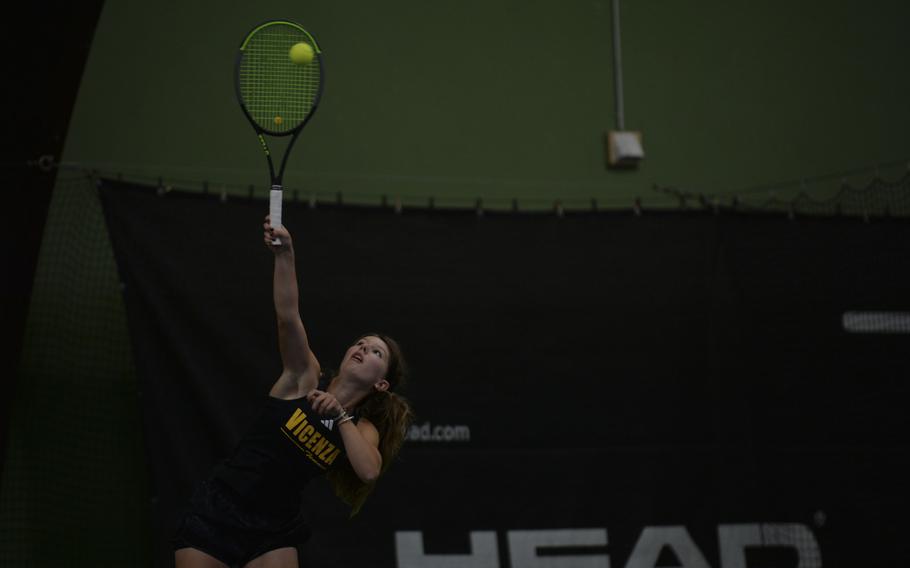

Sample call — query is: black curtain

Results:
[99,179,910,567]
[0,2,104,471]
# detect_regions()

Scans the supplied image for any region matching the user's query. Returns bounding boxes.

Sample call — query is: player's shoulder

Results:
[355,415,379,440]
[269,363,321,399]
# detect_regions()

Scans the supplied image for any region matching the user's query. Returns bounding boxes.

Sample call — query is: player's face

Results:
[340,336,390,386]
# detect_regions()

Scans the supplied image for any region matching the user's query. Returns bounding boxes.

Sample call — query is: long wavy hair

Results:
[325,332,414,515]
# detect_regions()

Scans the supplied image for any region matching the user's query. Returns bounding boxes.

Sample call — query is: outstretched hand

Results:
[307,389,345,418]
[263,215,292,252]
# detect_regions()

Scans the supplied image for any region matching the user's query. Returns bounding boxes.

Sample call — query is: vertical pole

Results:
[612,0,625,131]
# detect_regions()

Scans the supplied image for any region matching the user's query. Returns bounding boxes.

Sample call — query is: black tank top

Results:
[212,383,355,511]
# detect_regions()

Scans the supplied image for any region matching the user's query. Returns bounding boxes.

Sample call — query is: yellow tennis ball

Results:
[274,115,283,126]
[289,42,314,65]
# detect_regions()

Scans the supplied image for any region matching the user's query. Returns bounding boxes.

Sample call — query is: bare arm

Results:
[337,418,382,482]
[264,217,320,397]
[308,391,383,482]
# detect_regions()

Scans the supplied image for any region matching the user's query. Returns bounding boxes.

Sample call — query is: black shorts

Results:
[173,478,311,568]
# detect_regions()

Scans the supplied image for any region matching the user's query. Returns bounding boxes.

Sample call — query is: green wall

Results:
[2,1,909,566]
[64,0,910,208]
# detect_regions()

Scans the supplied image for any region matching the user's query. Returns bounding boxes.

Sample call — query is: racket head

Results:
[235,20,324,137]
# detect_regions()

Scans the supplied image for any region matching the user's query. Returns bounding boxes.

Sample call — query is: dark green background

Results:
[63,0,910,206]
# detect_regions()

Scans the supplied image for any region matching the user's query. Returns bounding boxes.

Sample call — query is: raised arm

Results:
[264,217,320,398]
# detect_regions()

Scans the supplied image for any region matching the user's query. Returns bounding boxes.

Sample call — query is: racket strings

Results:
[239,24,321,134]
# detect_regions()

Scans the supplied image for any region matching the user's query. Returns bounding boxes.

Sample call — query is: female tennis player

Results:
[173,217,414,568]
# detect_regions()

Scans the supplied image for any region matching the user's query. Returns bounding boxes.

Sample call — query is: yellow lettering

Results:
[312,437,329,456]
[318,442,337,461]
[281,413,347,468]
[305,431,321,450]
[285,408,307,430]
[297,424,315,443]
[293,418,311,436]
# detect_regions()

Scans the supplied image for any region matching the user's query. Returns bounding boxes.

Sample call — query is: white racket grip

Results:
[270,188,283,245]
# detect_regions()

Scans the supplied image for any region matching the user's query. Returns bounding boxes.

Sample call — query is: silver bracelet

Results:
[336,415,355,426]
[334,409,349,422]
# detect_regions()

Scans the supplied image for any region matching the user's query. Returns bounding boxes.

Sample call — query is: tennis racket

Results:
[235,20,324,244]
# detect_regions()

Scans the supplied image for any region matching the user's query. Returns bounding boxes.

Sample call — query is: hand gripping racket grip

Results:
[270,186,283,245]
